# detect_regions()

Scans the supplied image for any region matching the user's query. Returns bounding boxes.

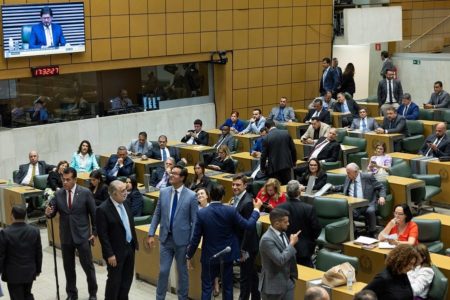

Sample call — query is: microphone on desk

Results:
[212,246,231,259]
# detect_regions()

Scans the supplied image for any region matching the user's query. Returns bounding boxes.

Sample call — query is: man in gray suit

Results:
[268,97,296,124]
[350,108,379,132]
[127,131,153,157]
[334,163,386,238]
[259,208,299,300]
[146,165,198,300]
[424,81,450,109]
[377,69,403,115]
[45,167,97,300]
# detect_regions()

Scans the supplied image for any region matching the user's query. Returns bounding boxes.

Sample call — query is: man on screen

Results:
[29,6,66,49]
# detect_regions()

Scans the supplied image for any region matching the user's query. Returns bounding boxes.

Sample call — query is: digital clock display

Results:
[31,66,60,77]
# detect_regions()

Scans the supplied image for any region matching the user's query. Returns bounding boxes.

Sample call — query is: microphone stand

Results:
[50,216,61,300]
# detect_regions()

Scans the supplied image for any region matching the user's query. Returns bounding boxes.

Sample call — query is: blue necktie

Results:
[169,190,178,232]
[277,108,285,121]
[362,119,367,131]
[118,203,132,243]
[162,148,167,162]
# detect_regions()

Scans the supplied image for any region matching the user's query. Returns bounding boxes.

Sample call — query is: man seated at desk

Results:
[240,108,266,135]
[424,81,450,109]
[150,157,175,189]
[333,92,360,127]
[103,146,134,183]
[300,117,330,145]
[149,135,186,166]
[204,125,235,165]
[308,91,336,111]
[127,131,153,157]
[375,106,409,151]
[303,99,331,125]
[334,163,386,238]
[181,119,209,145]
[250,127,268,158]
[267,96,296,124]
[397,93,419,120]
[29,6,66,49]
[419,122,450,158]
[350,108,379,132]
[110,89,133,110]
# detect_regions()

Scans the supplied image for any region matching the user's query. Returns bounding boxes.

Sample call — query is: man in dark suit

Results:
[149,134,184,164]
[45,167,97,300]
[375,106,409,151]
[150,157,175,188]
[380,51,394,79]
[96,180,138,300]
[334,163,386,238]
[186,184,262,299]
[278,180,321,267]
[332,58,343,88]
[29,6,66,49]
[260,119,297,185]
[103,146,134,183]
[350,108,379,132]
[419,122,450,157]
[319,57,339,96]
[333,92,361,127]
[377,69,403,115]
[204,125,236,165]
[424,81,450,109]
[397,93,419,120]
[181,119,209,145]
[0,206,42,299]
[308,128,341,163]
[303,99,332,125]
[231,174,260,300]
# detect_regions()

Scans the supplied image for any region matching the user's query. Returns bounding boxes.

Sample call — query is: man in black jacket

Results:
[181,119,209,145]
[278,180,321,267]
[303,99,332,125]
[0,206,42,299]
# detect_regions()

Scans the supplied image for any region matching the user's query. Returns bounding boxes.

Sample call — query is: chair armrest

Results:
[412,174,441,187]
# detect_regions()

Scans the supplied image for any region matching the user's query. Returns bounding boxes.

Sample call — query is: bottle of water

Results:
[347,269,354,290]
[8,37,14,52]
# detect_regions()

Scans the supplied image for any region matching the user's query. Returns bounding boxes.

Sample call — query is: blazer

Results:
[221,118,246,132]
[419,134,450,157]
[96,199,138,262]
[428,90,450,108]
[149,146,181,163]
[235,192,259,253]
[181,130,209,145]
[14,161,54,184]
[126,189,143,217]
[335,172,386,204]
[259,227,298,296]
[148,186,198,246]
[333,99,360,118]
[210,157,235,174]
[303,109,331,125]
[48,185,97,244]
[340,74,355,96]
[268,106,296,122]
[301,122,331,141]
[320,67,339,95]
[380,115,409,136]
[0,222,42,284]
[241,116,266,134]
[350,117,379,131]
[91,184,109,206]
[189,175,213,192]
[150,166,170,187]
[298,172,328,191]
[308,137,341,162]
[261,128,297,175]
[127,139,153,155]
[103,154,134,182]
[397,102,419,120]
[70,152,99,173]
[46,170,63,191]
[213,133,235,151]
[278,198,322,261]
[29,23,66,49]
[377,78,403,106]
[187,202,260,263]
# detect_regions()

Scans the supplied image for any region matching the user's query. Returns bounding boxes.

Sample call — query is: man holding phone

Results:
[419,122,450,157]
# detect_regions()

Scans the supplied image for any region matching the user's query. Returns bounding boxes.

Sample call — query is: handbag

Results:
[321,262,356,287]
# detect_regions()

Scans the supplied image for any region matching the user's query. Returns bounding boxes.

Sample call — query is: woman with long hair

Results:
[125,175,143,217]
[70,140,99,173]
[408,243,434,299]
[255,178,287,212]
[189,162,212,191]
[208,145,235,173]
[47,160,69,191]
[340,62,355,97]
[89,169,109,206]
[297,158,327,191]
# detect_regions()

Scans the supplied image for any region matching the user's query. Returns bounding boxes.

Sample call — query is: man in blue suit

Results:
[397,93,419,120]
[319,57,339,96]
[146,165,198,300]
[29,6,66,49]
[186,184,262,300]
[103,146,134,184]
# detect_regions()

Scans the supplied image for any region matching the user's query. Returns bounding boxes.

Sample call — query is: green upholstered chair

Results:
[321,161,342,172]
[315,249,359,273]
[250,180,265,197]
[241,120,249,130]
[314,197,350,250]
[428,265,448,300]
[391,157,405,166]
[446,248,450,256]
[366,95,378,103]
[402,120,425,153]
[442,110,450,126]
[411,174,441,212]
[412,218,444,253]
[21,25,33,49]
[32,174,48,190]
[335,128,348,144]
[419,108,434,121]
[342,136,368,167]
[326,173,346,186]
[134,195,156,226]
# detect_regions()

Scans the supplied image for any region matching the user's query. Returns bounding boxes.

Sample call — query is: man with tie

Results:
[334,163,386,238]
[350,108,379,132]
[150,157,175,189]
[96,180,138,300]
[397,93,419,120]
[377,69,403,115]
[146,166,198,300]
[45,167,97,300]
[240,108,266,135]
[375,106,409,151]
[319,57,339,96]
[419,122,450,158]
[103,146,134,183]
[268,97,296,124]
[424,81,450,109]
[303,99,332,125]
[29,6,66,49]
[149,135,186,165]
[126,131,153,157]
[259,208,300,300]
[333,92,360,127]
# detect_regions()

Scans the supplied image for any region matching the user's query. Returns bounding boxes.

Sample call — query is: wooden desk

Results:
[235,133,260,153]
[420,120,439,137]
[331,112,352,128]
[293,139,314,160]
[357,102,380,117]
[387,175,425,208]
[173,144,216,166]
[1,186,43,225]
[77,172,91,188]
[328,167,347,174]
[285,122,309,139]
[210,172,235,202]
[132,157,163,184]
[340,145,359,166]
[427,160,450,207]
[294,109,308,123]
[415,213,450,249]
[144,191,160,202]
[0,179,7,184]
[389,152,422,162]
[231,152,259,173]
[206,128,222,146]
[364,132,404,157]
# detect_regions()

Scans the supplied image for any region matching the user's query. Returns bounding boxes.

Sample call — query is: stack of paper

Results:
[353,236,379,245]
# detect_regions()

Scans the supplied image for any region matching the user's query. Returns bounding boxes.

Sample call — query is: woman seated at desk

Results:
[378,203,418,246]
[189,162,213,191]
[125,175,143,217]
[89,170,109,206]
[408,243,434,300]
[47,160,69,191]
[207,145,236,174]
[221,110,245,134]
[296,158,327,192]
[255,178,287,212]
[70,140,100,173]
[367,142,392,182]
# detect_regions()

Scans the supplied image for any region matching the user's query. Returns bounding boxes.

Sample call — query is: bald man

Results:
[304,286,330,300]
[419,122,450,157]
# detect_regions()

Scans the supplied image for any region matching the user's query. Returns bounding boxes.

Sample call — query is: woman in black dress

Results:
[89,169,109,206]
[297,158,327,191]
[47,160,69,191]
[207,145,235,174]
[125,175,143,217]
[340,63,356,97]
[189,162,212,191]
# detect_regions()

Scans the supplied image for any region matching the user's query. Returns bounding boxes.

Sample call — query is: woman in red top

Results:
[378,203,418,245]
[255,178,287,213]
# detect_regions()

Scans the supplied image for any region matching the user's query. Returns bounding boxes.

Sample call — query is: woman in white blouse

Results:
[70,140,99,173]
[407,243,434,299]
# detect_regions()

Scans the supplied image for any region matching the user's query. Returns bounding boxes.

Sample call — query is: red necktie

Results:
[68,190,72,209]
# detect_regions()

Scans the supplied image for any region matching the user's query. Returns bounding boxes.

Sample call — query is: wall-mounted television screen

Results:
[2,2,85,59]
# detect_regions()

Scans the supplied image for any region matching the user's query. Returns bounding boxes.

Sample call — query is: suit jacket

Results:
[235,192,259,253]
[268,106,296,122]
[278,199,321,261]
[241,116,266,134]
[301,122,330,141]
[340,74,355,96]
[181,130,209,145]
[333,99,360,118]
[428,91,450,108]
[303,109,331,125]
[261,128,297,174]
[0,222,42,284]
[419,134,450,158]
[48,185,97,244]
[320,67,339,95]
[336,172,386,204]
[29,23,66,49]
[103,154,134,182]
[350,117,379,131]
[126,189,143,217]
[213,133,235,151]
[259,227,298,295]
[149,146,181,162]
[381,115,409,136]
[377,78,403,106]
[397,102,419,120]
[309,137,341,162]
[187,202,260,263]
[149,186,198,246]
[14,161,54,184]
[150,166,170,187]
[127,139,153,155]
[96,199,138,262]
